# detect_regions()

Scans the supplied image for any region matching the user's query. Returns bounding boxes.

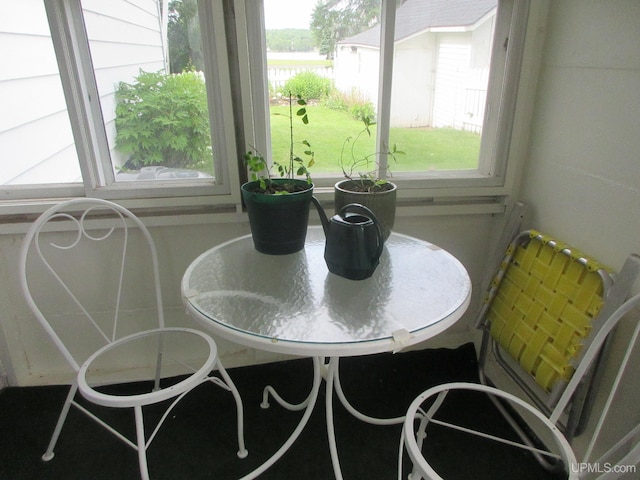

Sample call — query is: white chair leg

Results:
[216,360,248,458]
[407,391,448,480]
[42,381,79,461]
[134,406,150,480]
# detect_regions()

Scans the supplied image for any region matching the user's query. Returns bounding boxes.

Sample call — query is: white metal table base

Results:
[260,356,406,480]
[239,357,322,480]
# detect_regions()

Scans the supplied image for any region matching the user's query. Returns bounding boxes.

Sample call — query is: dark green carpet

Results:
[0,344,564,479]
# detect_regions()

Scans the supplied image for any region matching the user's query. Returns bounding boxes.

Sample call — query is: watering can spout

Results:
[311,196,330,236]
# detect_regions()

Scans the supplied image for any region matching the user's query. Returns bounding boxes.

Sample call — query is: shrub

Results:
[350,102,376,122]
[323,88,376,122]
[115,70,212,170]
[280,71,332,100]
[323,90,349,111]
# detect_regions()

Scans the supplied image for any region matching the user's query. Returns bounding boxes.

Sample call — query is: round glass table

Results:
[181,226,471,479]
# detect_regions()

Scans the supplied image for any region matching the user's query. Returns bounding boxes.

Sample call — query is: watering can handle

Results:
[339,203,385,260]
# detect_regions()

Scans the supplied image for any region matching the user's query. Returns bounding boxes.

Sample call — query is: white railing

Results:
[462,67,489,134]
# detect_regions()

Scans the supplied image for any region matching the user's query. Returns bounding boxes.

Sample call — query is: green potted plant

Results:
[241,94,315,255]
[335,116,402,240]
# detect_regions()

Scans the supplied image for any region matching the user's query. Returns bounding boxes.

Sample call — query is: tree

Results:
[266,29,315,52]
[167,0,203,73]
[310,0,381,59]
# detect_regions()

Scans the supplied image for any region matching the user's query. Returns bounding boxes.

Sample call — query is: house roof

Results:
[339,0,497,47]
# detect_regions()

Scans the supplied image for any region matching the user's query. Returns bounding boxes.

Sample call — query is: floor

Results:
[0,344,566,479]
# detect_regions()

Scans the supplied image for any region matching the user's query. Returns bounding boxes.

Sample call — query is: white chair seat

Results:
[401,382,578,480]
[78,327,218,408]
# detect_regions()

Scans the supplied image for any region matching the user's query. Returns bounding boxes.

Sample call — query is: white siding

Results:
[0,0,78,184]
[334,44,380,107]
[78,0,166,169]
[390,34,437,128]
[432,34,471,129]
[0,0,166,185]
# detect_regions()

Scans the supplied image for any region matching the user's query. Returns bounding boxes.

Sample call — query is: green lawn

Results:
[269,105,480,174]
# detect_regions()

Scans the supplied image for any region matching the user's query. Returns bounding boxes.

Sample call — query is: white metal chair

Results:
[400,270,640,480]
[19,198,247,479]
[401,382,578,480]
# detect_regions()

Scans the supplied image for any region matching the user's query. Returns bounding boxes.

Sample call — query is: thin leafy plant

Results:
[338,116,403,192]
[244,93,315,194]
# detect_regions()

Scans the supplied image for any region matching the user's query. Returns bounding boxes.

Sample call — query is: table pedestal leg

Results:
[254,356,407,480]
[326,357,343,480]
[333,357,405,426]
[325,357,408,480]
[239,356,322,480]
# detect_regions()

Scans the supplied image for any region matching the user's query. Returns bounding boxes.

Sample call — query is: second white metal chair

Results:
[400,276,640,479]
[19,198,247,479]
[401,382,578,479]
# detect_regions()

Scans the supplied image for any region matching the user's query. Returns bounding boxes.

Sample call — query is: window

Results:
[0,0,542,212]
[1,0,236,203]
[244,0,537,199]
[83,1,218,183]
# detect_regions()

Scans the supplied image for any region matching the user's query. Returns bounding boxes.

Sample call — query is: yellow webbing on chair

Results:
[487,231,608,392]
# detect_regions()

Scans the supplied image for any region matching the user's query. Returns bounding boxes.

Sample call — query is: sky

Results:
[263,0,319,29]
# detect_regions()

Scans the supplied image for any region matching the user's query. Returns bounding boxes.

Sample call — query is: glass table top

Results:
[182,227,471,356]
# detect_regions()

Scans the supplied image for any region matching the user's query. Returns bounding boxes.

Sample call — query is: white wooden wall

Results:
[0,0,80,184]
[82,0,167,169]
[511,0,640,461]
[0,0,165,185]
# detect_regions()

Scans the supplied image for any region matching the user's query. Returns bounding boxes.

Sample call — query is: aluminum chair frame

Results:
[400,254,640,480]
[19,198,247,480]
[398,288,640,480]
[475,232,640,462]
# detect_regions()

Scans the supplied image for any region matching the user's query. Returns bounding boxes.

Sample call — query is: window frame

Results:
[0,0,241,206]
[0,0,549,216]
[239,0,544,201]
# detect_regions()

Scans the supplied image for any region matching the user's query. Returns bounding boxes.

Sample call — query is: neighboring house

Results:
[0,0,166,185]
[334,0,496,131]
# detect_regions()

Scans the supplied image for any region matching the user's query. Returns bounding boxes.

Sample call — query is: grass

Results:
[269,104,481,175]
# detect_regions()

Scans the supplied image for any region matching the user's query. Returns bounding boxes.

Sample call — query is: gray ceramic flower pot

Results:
[334,179,397,240]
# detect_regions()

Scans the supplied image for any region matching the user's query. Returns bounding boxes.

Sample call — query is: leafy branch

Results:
[338,116,403,192]
[244,93,315,194]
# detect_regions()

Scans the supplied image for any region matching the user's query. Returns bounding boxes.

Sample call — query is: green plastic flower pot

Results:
[241,179,314,255]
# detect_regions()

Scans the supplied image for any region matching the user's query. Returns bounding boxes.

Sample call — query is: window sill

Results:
[0,191,505,235]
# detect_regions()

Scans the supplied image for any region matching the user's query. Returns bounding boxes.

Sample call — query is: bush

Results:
[115,70,212,170]
[350,102,376,122]
[323,88,376,122]
[323,90,349,111]
[280,71,332,100]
